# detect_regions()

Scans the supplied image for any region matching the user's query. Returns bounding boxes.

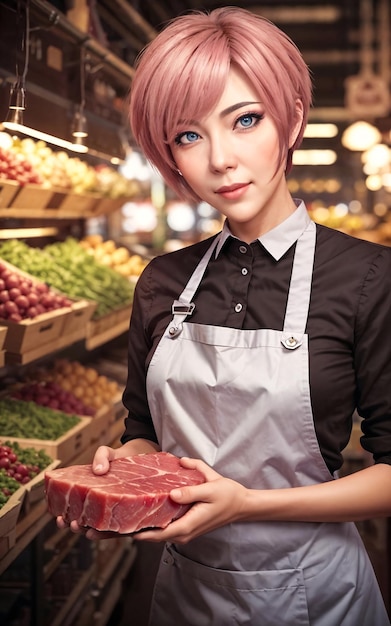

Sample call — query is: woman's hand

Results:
[135,457,248,544]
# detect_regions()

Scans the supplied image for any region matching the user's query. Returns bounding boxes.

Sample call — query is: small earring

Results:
[177,169,183,177]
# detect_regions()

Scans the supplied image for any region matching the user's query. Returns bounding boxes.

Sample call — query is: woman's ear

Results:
[289,99,304,149]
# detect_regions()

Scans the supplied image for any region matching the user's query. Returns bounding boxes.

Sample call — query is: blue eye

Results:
[175,131,200,145]
[236,113,263,129]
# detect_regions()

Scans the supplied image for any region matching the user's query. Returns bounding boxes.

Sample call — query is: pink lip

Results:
[215,182,250,199]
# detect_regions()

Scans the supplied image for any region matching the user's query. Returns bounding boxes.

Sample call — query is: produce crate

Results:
[4,417,92,466]
[0,180,20,208]
[86,304,132,350]
[8,184,54,210]
[54,192,99,213]
[85,403,115,447]
[0,489,25,556]
[61,300,97,336]
[21,459,60,515]
[108,394,127,447]
[1,307,68,362]
[0,258,78,363]
[92,197,125,215]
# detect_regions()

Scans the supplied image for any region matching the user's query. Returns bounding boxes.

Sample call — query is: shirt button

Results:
[235,303,243,313]
[241,268,248,276]
[239,245,247,254]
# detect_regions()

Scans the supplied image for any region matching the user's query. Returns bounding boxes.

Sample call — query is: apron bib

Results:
[146,219,389,625]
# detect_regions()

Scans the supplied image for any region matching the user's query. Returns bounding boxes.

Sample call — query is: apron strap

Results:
[167,235,221,338]
[281,220,316,349]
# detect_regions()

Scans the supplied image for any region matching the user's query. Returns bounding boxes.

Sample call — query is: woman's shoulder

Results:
[149,234,219,272]
[315,223,391,265]
[135,234,219,299]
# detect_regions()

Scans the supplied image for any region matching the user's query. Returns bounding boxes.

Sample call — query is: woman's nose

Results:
[208,136,237,173]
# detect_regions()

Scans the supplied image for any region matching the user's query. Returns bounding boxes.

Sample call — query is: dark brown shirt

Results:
[121,204,391,474]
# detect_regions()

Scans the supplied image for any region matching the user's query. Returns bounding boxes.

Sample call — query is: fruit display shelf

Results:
[0,455,59,556]
[0,180,20,209]
[86,303,132,351]
[0,258,97,365]
[0,180,135,219]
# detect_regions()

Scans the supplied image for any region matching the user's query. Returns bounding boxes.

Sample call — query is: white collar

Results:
[215,199,312,261]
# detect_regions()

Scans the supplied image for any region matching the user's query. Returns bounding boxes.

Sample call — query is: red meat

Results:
[45,452,205,533]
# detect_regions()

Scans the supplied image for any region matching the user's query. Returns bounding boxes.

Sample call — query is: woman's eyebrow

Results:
[176,101,263,128]
[220,101,262,117]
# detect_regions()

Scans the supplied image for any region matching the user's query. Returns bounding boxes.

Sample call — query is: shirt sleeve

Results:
[355,246,391,464]
[120,262,159,445]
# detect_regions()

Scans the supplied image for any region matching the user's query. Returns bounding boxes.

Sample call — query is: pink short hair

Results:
[129,6,312,201]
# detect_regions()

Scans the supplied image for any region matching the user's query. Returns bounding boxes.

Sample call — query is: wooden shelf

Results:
[0,500,51,576]
[50,568,94,626]
[86,317,130,350]
[44,532,80,581]
[93,542,137,626]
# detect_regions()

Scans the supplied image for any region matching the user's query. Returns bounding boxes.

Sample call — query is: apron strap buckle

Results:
[171,301,195,316]
[168,301,196,338]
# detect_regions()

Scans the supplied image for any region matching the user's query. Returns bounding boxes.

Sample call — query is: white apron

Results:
[146,218,389,625]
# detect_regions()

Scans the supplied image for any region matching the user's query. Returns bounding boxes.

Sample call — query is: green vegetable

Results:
[0,238,134,318]
[0,397,80,440]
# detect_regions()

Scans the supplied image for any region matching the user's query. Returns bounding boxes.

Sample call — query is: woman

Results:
[59,7,391,625]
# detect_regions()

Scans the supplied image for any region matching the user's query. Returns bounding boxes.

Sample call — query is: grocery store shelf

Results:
[50,568,95,626]
[0,499,51,576]
[93,541,137,626]
[86,318,130,351]
[0,208,92,220]
[44,532,80,581]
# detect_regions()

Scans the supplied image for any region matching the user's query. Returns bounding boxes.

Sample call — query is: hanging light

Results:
[8,82,26,112]
[71,45,88,144]
[3,0,28,124]
[71,107,88,139]
[2,0,88,154]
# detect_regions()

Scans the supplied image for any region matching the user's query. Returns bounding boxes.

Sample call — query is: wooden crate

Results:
[0,179,20,208]
[106,393,126,447]
[0,489,25,542]
[85,403,114,447]
[86,304,132,350]
[87,309,119,337]
[62,300,96,336]
[8,184,54,210]
[54,192,99,213]
[21,459,61,515]
[92,197,125,215]
[4,417,92,465]
[0,327,7,350]
[1,307,68,354]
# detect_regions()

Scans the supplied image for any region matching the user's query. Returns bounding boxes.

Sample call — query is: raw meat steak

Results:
[45,452,205,533]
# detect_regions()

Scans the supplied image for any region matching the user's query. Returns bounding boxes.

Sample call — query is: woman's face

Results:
[170,67,301,241]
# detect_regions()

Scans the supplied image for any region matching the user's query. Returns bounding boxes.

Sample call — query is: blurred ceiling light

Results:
[382,173,391,189]
[365,174,382,191]
[2,121,88,153]
[292,150,337,165]
[304,123,338,138]
[362,144,390,168]
[0,227,58,239]
[341,121,381,151]
[167,203,196,232]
